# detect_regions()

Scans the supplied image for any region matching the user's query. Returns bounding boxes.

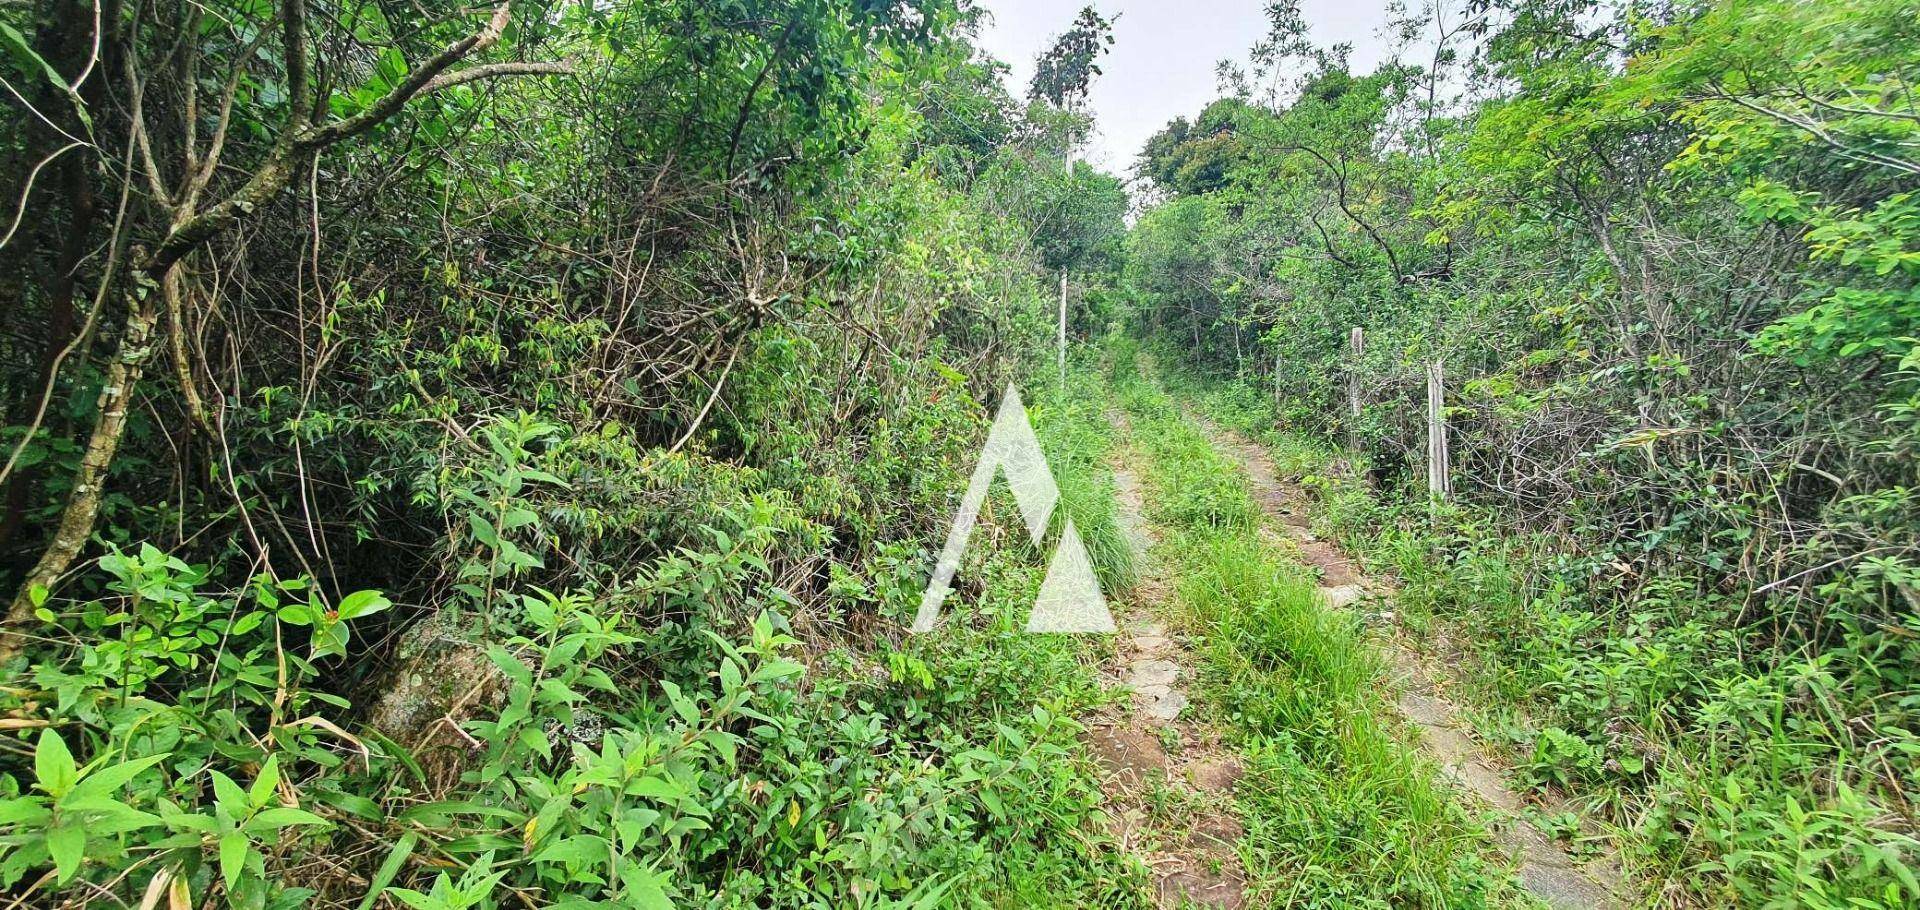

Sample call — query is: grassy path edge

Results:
[1106,345,1540,908]
[1196,415,1625,910]
[1085,407,1253,908]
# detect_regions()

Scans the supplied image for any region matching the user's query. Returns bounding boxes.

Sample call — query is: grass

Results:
[1104,341,1535,909]
[1161,363,1920,910]
[895,352,1153,906]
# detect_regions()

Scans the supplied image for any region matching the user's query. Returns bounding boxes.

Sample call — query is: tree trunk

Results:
[0,1,561,660]
[1,282,161,659]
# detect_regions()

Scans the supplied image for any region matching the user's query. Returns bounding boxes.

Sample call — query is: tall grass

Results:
[1032,352,1137,593]
[1109,354,1530,909]
[1166,365,1920,909]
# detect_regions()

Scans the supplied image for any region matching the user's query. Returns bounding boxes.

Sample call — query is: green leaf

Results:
[244,807,330,831]
[397,800,522,825]
[354,833,417,910]
[68,752,170,802]
[979,788,1005,819]
[385,886,436,910]
[219,831,249,890]
[314,789,384,821]
[626,776,681,801]
[336,590,392,620]
[210,770,248,810]
[310,620,349,659]
[485,646,534,690]
[0,796,50,826]
[68,800,161,833]
[0,23,69,97]
[250,755,280,808]
[35,730,77,798]
[622,862,674,910]
[46,823,85,882]
[467,513,500,548]
[658,680,699,725]
[529,834,607,866]
[519,469,570,488]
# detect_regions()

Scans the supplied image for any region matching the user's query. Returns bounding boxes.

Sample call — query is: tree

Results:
[1028,6,1114,114]
[0,0,572,656]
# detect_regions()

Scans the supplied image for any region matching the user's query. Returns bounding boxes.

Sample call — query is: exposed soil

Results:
[1088,413,1249,910]
[1201,421,1627,910]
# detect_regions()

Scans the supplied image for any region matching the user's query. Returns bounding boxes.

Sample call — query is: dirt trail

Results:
[1200,421,1626,910]
[1089,412,1249,909]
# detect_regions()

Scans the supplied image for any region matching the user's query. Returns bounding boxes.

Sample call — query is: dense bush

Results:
[1127,1,1920,904]
[0,1,1137,906]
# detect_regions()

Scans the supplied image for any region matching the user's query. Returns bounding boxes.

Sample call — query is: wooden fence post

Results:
[1347,327,1364,419]
[1345,327,1364,446]
[1426,359,1451,501]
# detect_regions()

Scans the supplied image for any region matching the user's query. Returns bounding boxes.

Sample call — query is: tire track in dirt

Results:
[1088,410,1249,910]
[1199,419,1627,910]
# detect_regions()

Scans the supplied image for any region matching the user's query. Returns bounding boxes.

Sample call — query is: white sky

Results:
[971,1,1400,177]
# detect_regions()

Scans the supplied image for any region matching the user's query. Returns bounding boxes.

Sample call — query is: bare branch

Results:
[296,3,513,149]
[0,141,84,252]
[420,60,575,94]
[144,2,565,276]
[182,30,268,213]
[1264,141,1408,281]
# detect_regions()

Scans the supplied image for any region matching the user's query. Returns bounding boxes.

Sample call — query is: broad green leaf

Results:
[336,590,392,620]
[0,797,50,826]
[210,770,248,810]
[0,23,71,100]
[529,834,608,865]
[35,730,77,798]
[218,831,249,890]
[46,823,85,882]
[249,755,280,808]
[621,862,674,910]
[467,513,499,547]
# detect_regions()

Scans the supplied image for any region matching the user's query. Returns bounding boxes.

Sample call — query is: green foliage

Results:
[0,549,378,907]
[1,0,1147,906]
[1178,371,1920,908]
[1110,355,1522,908]
[1137,99,1254,197]
[0,381,1152,907]
[1026,6,1115,111]
[1126,5,1920,901]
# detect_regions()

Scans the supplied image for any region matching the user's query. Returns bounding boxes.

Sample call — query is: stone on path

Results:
[1129,659,1180,689]
[1319,583,1366,609]
[1142,689,1188,721]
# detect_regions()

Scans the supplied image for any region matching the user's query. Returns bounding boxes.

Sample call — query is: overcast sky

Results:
[970,1,1401,177]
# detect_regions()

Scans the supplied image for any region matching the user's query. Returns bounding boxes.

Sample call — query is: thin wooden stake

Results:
[1345,327,1364,447]
[1347,327,1364,419]
[1426,359,1451,501]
